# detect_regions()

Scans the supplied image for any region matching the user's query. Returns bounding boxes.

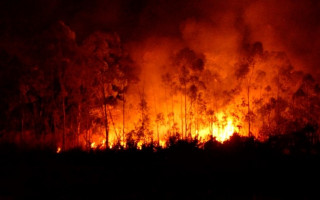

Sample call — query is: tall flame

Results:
[188,112,237,143]
[212,118,235,142]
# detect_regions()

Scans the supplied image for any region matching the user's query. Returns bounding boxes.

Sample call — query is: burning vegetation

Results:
[0,0,320,153]
[2,1,320,199]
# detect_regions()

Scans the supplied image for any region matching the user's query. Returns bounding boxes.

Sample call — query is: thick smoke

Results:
[1,0,319,71]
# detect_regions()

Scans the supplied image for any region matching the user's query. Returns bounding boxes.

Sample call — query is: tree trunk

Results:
[122,91,125,147]
[152,90,159,146]
[21,107,24,145]
[195,98,198,138]
[53,114,57,147]
[171,89,174,134]
[247,85,251,137]
[109,108,118,145]
[85,117,89,150]
[102,86,109,148]
[77,103,81,148]
[276,70,280,134]
[184,83,187,139]
[103,103,109,148]
[62,97,66,151]
[157,122,160,146]
[180,93,183,139]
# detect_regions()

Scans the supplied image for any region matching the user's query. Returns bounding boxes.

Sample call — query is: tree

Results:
[82,31,135,148]
[161,73,178,136]
[172,48,205,138]
[17,20,79,150]
[155,112,165,146]
[235,42,263,137]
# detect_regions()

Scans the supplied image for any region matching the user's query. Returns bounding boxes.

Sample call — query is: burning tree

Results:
[171,48,205,138]
[82,31,139,149]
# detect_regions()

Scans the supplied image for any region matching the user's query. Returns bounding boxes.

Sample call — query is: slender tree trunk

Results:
[195,98,198,138]
[276,71,280,134]
[77,103,81,147]
[140,90,144,142]
[21,107,24,145]
[180,92,183,139]
[85,117,89,150]
[153,90,159,146]
[210,117,213,136]
[122,91,125,147]
[189,101,193,139]
[53,114,57,147]
[184,83,187,139]
[109,108,118,142]
[157,122,159,146]
[70,122,74,148]
[171,89,174,133]
[164,85,170,136]
[170,85,174,133]
[62,97,66,151]
[247,85,251,137]
[103,103,109,148]
[102,86,109,148]
[164,85,168,121]
[33,103,37,138]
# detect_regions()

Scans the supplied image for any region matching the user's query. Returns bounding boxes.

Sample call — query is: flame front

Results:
[212,118,235,142]
[194,113,237,143]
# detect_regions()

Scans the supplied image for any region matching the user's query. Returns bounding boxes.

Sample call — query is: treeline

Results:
[0,20,320,150]
[0,21,139,150]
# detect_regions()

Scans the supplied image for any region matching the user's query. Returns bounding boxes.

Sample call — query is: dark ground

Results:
[1,139,320,200]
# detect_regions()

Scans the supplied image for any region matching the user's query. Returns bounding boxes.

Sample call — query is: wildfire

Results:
[212,118,235,142]
[84,112,237,150]
[195,113,237,143]
[89,139,107,150]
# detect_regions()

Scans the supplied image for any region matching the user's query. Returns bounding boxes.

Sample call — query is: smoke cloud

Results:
[1,0,319,73]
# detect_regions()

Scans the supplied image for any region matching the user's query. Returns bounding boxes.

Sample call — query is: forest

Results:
[1,0,320,198]
[1,19,319,152]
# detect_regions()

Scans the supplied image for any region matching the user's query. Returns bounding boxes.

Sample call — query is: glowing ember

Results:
[56,147,61,154]
[90,142,96,149]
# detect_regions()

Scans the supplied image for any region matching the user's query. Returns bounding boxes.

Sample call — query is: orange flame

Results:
[212,118,235,142]
[90,142,96,149]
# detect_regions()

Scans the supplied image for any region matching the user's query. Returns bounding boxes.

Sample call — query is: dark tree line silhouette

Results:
[0,21,320,151]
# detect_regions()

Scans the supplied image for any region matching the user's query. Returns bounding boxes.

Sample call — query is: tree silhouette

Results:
[172,48,205,138]
[82,31,131,148]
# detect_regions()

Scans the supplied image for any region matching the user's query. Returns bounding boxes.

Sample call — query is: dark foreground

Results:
[1,139,320,199]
